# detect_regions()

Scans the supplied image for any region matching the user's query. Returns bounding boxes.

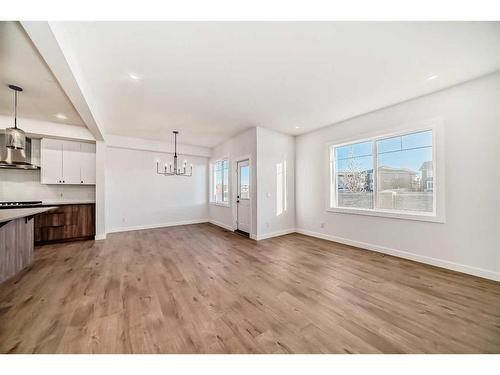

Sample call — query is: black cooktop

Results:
[0,201,43,209]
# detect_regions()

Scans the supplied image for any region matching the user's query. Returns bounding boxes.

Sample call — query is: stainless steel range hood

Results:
[0,134,40,170]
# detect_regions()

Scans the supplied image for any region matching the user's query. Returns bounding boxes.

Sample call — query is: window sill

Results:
[210,202,231,208]
[327,206,445,223]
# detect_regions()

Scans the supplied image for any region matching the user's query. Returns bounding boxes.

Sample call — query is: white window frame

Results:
[327,118,445,223]
[210,157,230,207]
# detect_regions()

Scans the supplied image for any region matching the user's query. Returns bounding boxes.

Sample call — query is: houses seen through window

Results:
[331,130,434,215]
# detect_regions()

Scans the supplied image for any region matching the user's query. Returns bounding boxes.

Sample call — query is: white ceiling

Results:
[0,22,84,127]
[52,22,500,147]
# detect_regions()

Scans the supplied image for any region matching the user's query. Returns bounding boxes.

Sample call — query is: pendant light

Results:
[156,131,193,176]
[5,85,26,150]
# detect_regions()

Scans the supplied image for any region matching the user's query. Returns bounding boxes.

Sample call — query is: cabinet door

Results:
[40,138,63,184]
[62,140,82,184]
[80,142,96,184]
[34,204,95,244]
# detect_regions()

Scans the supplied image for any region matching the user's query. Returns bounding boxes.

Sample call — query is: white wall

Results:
[95,137,210,239]
[105,146,208,233]
[208,127,296,240]
[295,72,500,281]
[256,127,295,239]
[209,128,258,237]
[0,169,95,203]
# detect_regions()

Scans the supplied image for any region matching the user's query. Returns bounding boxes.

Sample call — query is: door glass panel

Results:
[239,165,250,199]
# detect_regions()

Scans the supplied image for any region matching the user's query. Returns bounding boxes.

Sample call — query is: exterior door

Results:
[236,159,250,234]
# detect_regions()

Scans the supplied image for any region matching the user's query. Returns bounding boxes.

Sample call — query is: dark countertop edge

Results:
[39,202,95,207]
[0,202,95,209]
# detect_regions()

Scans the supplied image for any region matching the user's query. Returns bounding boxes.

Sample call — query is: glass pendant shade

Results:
[5,126,26,149]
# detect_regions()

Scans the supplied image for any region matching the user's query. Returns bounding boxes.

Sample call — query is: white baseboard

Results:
[296,228,500,282]
[255,228,296,241]
[107,219,209,234]
[94,233,107,241]
[208,220,235,231]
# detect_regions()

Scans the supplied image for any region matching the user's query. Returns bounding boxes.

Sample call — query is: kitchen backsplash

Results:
[0,169,95,202]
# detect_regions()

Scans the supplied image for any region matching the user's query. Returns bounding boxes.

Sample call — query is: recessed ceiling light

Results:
[427,75,438,81]
[295,126,300,129]
[129,73,140,81]
[54,113,67,120]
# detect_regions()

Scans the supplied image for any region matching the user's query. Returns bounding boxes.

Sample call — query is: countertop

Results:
[42,200,95,205]
[0,207,58,224]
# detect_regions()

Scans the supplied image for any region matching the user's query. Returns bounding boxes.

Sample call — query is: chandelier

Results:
[156,131,193,176]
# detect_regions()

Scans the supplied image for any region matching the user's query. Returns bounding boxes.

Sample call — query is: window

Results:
[330,129,436,219]
[212,159,229,204]
[276,160,287,215]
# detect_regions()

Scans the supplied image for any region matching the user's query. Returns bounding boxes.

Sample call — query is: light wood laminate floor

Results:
[1,223,499,353]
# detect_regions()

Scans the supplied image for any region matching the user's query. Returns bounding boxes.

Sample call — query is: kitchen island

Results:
[0,207,57,283]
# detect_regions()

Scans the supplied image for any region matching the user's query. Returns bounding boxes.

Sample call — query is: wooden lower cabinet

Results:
[34,204,95,245]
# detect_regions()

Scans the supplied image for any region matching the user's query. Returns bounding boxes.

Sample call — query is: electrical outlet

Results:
[320,222,325,228]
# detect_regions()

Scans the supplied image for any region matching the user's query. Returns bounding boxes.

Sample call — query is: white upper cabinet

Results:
[62,140,82,184]
[40,138,63,184]
[80,142,96,185]
[41,138,96,185]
